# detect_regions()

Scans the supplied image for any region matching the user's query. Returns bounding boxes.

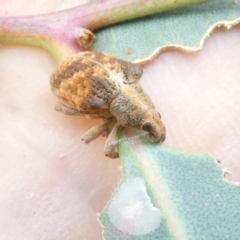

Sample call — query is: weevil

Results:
[50,51,166,158]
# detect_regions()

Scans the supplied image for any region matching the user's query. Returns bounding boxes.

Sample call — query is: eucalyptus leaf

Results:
[94,0,240,62]
[100,138,240,240]
[97,2,240,239]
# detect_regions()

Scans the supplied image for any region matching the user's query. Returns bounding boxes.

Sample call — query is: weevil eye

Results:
[142,122,152,132]
[158,112,161,118]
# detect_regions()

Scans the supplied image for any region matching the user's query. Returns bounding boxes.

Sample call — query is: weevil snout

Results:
[147,128,166,143]
[141,109,166,143]
[158,133,166,143]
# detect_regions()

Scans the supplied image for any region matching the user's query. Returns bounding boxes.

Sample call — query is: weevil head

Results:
[140,109,166,143]
[109,83,166,143]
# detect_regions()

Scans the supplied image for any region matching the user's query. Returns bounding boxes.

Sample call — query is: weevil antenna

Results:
[107,132,149,146]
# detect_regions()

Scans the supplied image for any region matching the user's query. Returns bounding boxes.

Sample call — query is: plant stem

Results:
[0,0,211,61]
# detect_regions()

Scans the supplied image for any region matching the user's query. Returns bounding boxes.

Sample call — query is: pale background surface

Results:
[0,1,240,239]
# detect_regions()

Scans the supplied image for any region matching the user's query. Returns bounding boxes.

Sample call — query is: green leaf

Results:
[97,4,240,237]
[94,0,240,61]
[100,138,240,239]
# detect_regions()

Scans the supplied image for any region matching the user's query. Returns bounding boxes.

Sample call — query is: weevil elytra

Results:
[50,51,166,158]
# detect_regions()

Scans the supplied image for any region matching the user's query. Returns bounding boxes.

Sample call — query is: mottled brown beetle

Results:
[50,51,166,158]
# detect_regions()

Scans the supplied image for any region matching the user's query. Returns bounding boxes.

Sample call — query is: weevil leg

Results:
[82,119,115,144]
[55,102,83,115]
[104,122,122,159]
